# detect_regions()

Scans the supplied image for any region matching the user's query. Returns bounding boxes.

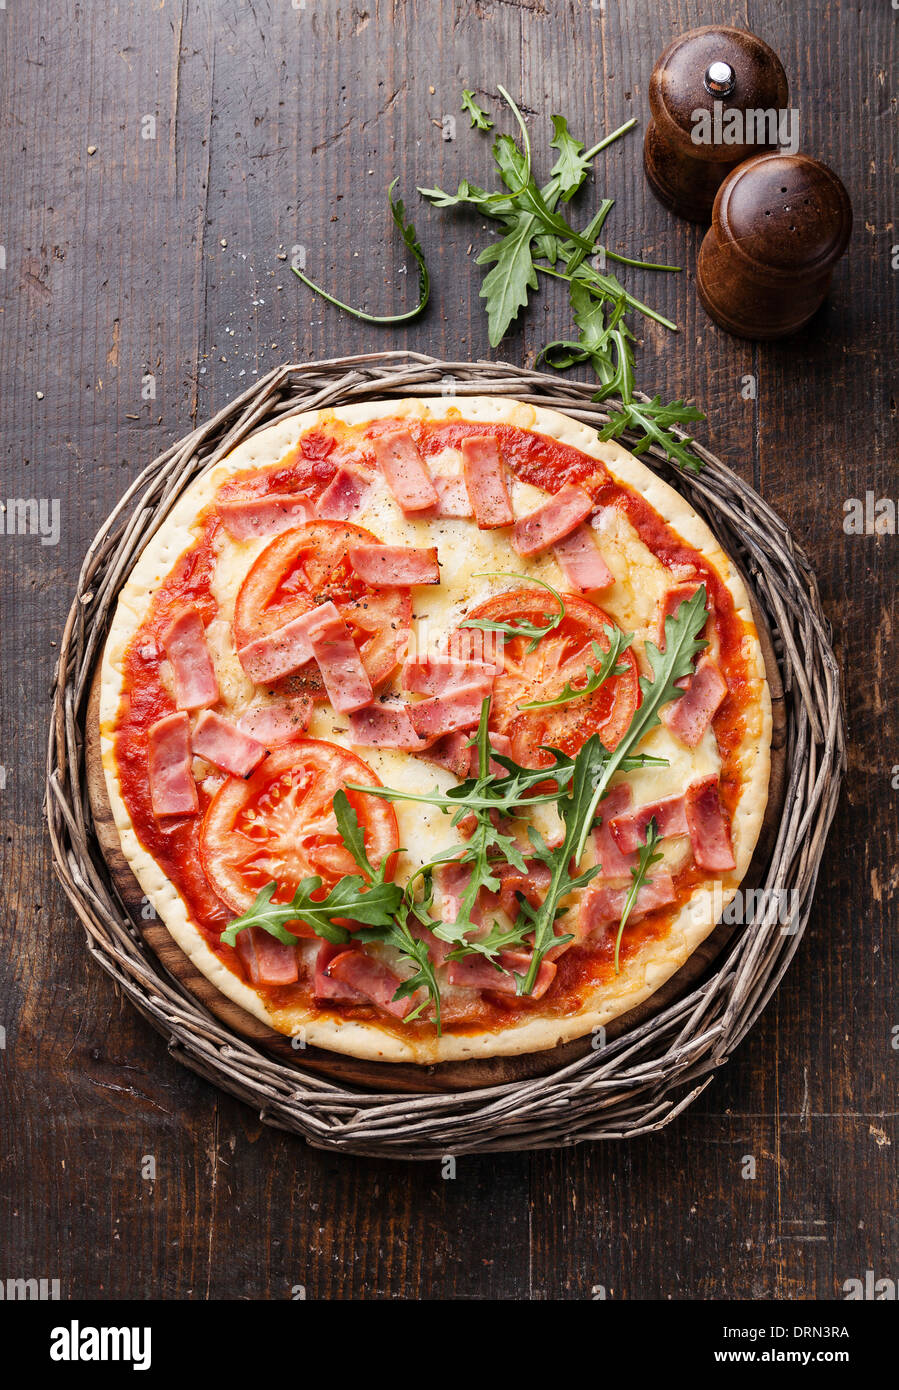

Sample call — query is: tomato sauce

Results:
[112,414,761,1039]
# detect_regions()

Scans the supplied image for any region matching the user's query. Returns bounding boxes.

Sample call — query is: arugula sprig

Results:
[518,625,633,711]
[292,179,429,324]
[420,90,705,470]
[518,586,709,993]
[461,572,566,655]
[613,818,663,974]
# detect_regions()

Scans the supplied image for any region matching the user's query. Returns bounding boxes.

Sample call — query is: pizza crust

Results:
[100,396,772,1064]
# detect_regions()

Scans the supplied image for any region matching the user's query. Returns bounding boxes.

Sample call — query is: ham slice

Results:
[580,873,677,935]
[460,435,513,528]
[409,682,490,739]
[512,483,593,556]
[468,729,512,777]
[610,791,689,854]
[237,610,317,683]
[235,927,298,986]
[662,657,728,747]
[433,474,473,518]
[593,783,638,879]
[326,948,415,1019]
[437,858,483,927]
[420,730,472,778]
[490,858,552,917]
[348,543,440,586]
[161,608,219,710]
[553,525,614,591]
[314,941,365,1003]
[237,698,312,746]
[148,711,199,817]
[348,700,425,749]
[191,710,268,778]
[316,465,371,521]
[685,775,735,871]
[371,429,439,513]
[303,601,373,713]
[217,493,309,540]
[447,951,556,999]
[402,653,495,696]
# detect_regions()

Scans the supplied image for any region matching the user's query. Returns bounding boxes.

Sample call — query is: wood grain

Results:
[2,0,896,1300]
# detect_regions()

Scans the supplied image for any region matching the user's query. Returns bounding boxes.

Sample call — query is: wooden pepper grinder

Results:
[644,25,789,222]
[696,153,853,339]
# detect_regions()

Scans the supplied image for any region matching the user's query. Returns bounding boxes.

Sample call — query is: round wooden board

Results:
[85,590,786,1095]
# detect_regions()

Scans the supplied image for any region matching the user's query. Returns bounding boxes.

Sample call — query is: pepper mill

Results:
[644,25,789,222]
[696,153,853,339]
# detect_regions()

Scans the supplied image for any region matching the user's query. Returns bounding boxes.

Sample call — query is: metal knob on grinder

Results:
[644,25,789,222]
[696,152,853,339]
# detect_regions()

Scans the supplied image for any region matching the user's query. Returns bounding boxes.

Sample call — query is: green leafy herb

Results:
[461,572,566,655]
[292,179,430,324]
[518,586,709,993]
[517,626,633,710]
[220,873,401,950]
[420,91,705,469]
[461,89,493,131]
[613,818,664,974]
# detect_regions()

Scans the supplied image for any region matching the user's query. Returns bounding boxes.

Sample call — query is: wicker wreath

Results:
[45,352,845,1157]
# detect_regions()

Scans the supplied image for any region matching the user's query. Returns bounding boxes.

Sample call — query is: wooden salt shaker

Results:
[696,153,853,339]
[644,25,789,222]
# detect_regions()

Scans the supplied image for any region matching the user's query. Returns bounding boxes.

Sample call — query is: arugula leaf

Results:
[477,214,540,347]
[461,571,565,654]
[220,874,401,949]
[548,115,593,201]
[462,89,493,130]
[292,179,429,324]
[517,627,633,710]
[613,818,664,974]
[599,395,707,474]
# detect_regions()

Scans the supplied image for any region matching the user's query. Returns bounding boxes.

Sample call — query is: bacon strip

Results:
[593,783,638,878]
[402,653,495,696]
[235,927,299,986]
[433,474,473,518]
[460,435,514,528]
[161,609,219,710]
[191,710,268,778]
[553,525,614,591]
[348,543,440,587]
[237,698,313,746]
[148,711,199,817]
[580,874,677,936]
[685,775,735,871]
[326,949,415,1019]
[512,483,593,556]
[447,952,556,999]
[409,682,491,739]
[419,730,472,779]
[217,494,310,540]
[662,657,728,747]
[304,601,373,713]
[610,791,689,854]
[348,700,425,749]
[316,464,371,521]
[371,429,439,513]
[656,582,712,651]
[237,611,317,683]
[313,941,365,1003]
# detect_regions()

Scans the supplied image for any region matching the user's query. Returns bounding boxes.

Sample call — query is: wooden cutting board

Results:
[85,594,786,1095]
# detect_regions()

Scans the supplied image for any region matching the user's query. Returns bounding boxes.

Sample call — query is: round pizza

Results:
[99,396,772,1064]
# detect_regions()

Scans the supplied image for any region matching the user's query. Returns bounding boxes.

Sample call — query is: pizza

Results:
[99,396,772,1064]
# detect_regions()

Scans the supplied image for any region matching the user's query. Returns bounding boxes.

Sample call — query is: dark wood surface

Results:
[2,0,896,1301]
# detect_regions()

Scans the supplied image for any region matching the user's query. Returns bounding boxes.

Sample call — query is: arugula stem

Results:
[534,263,678,333]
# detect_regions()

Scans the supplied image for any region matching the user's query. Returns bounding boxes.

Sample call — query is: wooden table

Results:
[2,0,896,1300]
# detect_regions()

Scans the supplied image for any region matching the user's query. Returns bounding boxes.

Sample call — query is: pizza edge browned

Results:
[100,396,772,1065]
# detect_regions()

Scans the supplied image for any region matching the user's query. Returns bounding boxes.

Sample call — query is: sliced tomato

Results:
[458,591,639,768]
[233,520,411,699]
[199,740,399,927]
